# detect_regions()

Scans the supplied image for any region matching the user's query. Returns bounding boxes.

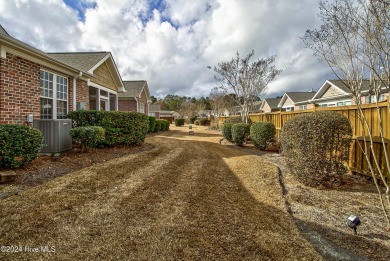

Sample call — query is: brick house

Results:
[118,81,151,115]
[0,25,124,124]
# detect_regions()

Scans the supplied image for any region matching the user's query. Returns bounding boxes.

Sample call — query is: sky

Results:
[0,0,334,98]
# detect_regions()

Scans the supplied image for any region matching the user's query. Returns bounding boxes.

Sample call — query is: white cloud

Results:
[0,0,333,98]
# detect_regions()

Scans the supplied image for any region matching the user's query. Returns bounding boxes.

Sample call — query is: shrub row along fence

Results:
[219,101,390,179]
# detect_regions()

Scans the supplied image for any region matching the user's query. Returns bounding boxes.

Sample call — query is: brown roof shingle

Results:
[118,81,147,98]
[47,52,109,72]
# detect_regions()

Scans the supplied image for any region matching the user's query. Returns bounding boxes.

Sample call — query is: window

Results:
[327,103,336,107]
[139,103,145,113]
[148,112,156,117]
[285,107,293,112]
[337,102,344,107]
[40,71,68,119]
[299,105,307,110]
[320,104,328,108]
[379,94,386,102]
[345,101,352,106]
[370,95,377,103]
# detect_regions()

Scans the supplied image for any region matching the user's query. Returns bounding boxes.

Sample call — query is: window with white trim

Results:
[299,105,307,110]
[337,101,344,106]
[379,94,386,102]
[139,103,145,113]
[285,106,293,112]
[40,70,68,119]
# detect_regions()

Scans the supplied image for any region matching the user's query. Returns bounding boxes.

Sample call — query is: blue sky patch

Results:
[63,0,97,22]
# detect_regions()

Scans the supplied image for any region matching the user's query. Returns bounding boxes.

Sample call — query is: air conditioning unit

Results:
[33,119,73,154]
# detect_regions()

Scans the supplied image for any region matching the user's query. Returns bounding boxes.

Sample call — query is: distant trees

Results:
[209,50,282,123]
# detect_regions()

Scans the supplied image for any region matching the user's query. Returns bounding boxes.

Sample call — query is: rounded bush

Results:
[189,117,197,124]
[70,126,105,151]
[148,116,156,133]
[0,125,43,168]
[231,123,250,146]
[174,119,185,126]
[156,119,169,131]
[280,111,352,187]
[198,118,210,126]
[154,120,162,132]
[250,122,276,150]
[194,120,200,125]
[221,122,234,142]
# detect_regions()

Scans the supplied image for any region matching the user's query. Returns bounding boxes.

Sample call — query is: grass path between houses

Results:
[0,125,321,260]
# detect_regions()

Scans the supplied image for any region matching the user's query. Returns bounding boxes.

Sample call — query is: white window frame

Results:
[40,70,68,119]
[285,106,293,112]
[379,94,386,102]
[139,102,145,113]
[299,105,307,110]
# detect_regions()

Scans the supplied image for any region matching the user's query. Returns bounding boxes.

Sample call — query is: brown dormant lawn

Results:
[2,125,384,260]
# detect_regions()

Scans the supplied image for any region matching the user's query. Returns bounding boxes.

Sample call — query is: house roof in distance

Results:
[118,80,150,99]
[264,97,282,108]
[149,104,161,112]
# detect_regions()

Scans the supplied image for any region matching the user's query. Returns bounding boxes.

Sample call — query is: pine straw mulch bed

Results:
[223,139,390,261]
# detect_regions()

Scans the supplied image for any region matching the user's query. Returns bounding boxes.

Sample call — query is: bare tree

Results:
[209,50,282,123]
[303,0,390,226]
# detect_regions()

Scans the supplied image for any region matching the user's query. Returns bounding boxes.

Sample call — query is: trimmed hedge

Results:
[175,119,185,126]
[67,110,149,146]
[280,111,352,187]
[70,126,105,151]
[222,122,234,142]
[156,119,170,131]
[250,122,276,150]
[231,123,250,146]
[154,120,162,132]
[148,116,156,133]
[197,118,210,126]
[189,117,197,124]
[0,125,43,168]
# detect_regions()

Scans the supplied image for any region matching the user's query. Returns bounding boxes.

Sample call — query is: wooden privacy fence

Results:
[219,102,390,179]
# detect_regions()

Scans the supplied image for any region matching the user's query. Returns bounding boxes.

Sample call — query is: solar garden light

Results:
[347,214,361,234]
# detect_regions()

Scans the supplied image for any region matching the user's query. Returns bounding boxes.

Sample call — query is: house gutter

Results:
[73,71,83,111]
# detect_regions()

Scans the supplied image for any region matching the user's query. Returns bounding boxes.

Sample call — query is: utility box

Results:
[33,119,73,154]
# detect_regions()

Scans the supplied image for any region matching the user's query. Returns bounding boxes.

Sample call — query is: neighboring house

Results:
[0,24,123,124]
[311,80,389,107]
[118,80,151,115]
[249,100,264,114]
[197,110,213,118]
[278,91,316,111]
[259,98,281,113]
[148,104,161,118]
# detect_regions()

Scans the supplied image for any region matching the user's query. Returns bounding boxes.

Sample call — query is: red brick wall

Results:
[118,99,137,112]
[75,79,89,110]
[0,52,90,124]
[0,53,40,124]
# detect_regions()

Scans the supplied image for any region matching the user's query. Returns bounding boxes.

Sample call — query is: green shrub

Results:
[0,125,43,168]
[231,123,250,146]
[280,111,352,187]
[174,118,185,126]
[67,110,149,146]
[161,120,170,131]
[189,117,197,124]
[155,120,169,131]
[198,118,210,126]
[250,122,276,150]
[194,120,200,125]
[222,122,234,142]
[70,126,105,151]
[148,116,156,133]
[153,120,162,132]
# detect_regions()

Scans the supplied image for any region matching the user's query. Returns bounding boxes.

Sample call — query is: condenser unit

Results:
[33,119,72,154]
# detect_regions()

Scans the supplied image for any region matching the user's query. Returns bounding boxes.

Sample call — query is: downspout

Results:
[73,71,82,111]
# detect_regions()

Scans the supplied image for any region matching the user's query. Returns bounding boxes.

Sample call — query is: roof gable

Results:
[48,52,124,91]
[0,25,10,36]
[119,81,151,102]
[278,92,315,107]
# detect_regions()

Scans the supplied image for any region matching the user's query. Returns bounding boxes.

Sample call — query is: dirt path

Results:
[0,125,321,260]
